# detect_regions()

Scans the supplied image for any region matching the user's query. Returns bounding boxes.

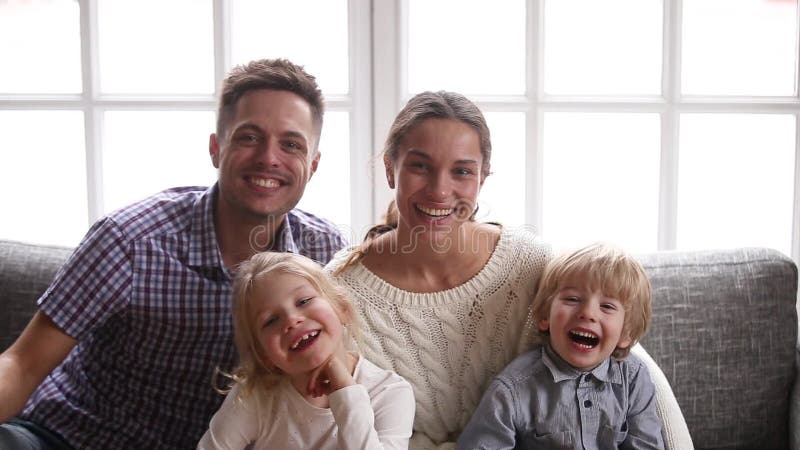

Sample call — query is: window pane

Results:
[682,0,798,96]
[98,0,215,94]
[543,113,661,253]
[544,0,663,96]
[102,111,217,213]
[231,0,349,95]
[297,111,350,230]
[677,114,795,255]
[0,0,81,94]
[478,112,526,227]
[408,0,526,95]
[0,111,87,246]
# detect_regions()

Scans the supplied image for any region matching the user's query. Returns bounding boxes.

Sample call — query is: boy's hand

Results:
[306,352,356,398]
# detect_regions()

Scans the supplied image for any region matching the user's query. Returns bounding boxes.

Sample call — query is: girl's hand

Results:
[306,351,357,398]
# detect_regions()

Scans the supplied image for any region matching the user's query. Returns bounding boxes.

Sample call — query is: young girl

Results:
[197,252,415,450]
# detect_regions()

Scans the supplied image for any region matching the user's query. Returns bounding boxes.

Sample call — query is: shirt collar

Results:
[271,213,298,254]
[187,184,226,272]
[541,343,623,385]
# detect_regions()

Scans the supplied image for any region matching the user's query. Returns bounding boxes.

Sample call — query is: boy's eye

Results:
[564,296,580,303]
[297,297,313,307]
[601,303,619,311]
[263,316,278,327]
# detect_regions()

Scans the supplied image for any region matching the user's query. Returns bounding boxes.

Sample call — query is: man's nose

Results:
[257,139,281,168]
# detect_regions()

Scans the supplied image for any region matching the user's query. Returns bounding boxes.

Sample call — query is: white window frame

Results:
[0,0,374,239]
[372,0,800,263]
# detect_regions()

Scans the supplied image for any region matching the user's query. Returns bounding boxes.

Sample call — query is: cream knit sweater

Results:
[325,227,551,449]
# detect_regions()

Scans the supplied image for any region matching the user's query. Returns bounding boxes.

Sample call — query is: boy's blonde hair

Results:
[530,243,652,359]
[230,252,359,396]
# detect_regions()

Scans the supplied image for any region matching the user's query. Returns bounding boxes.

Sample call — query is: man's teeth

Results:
[417,206,452,217]
[290,330,319,350]
[251,178,279,188]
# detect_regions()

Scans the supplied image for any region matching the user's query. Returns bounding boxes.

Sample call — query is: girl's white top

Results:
[197,356,415,450]
[325,227,551,449]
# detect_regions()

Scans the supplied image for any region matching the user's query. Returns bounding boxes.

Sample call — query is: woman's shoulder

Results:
[493,224,552,264]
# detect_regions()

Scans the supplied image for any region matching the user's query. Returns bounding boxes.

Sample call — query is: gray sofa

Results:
[1,240,797,449]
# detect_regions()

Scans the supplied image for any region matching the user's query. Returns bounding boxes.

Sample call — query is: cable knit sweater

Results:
[325,227,551,449]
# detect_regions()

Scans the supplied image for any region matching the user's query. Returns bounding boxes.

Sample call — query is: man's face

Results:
[210,89,319,223]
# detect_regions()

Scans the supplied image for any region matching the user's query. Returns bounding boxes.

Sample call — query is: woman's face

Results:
[386,118,485,242]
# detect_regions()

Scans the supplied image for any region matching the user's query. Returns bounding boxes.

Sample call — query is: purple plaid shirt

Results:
[21,185,347,450]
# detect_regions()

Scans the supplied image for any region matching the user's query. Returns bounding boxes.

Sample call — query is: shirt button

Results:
[584,374,593,382]
[584,400,593,408]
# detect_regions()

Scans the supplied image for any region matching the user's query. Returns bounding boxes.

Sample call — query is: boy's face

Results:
[539,283,632,371]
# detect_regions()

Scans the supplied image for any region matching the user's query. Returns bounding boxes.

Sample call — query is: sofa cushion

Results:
[638,247,798,450]
[0,240,72,352]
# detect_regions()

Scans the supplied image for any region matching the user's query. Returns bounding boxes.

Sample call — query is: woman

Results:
[325,91,551,448]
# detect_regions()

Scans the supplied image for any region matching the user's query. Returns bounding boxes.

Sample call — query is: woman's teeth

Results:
[417,205,452,217]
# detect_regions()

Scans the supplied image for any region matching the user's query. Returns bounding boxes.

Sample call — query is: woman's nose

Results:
[426,172,451,200]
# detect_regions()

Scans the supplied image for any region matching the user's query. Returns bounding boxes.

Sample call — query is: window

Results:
[2,0,798,265]
[377,0,799,259]
[0,0,370,247]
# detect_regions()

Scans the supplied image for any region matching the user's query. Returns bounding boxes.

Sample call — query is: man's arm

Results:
[0,310,77,422]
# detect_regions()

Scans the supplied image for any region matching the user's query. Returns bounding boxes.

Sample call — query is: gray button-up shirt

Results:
[457,344,664,450]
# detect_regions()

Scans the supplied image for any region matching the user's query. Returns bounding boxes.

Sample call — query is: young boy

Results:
[457,243,665,450]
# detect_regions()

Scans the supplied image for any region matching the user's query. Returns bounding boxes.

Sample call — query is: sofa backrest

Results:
[0,240,72,352]
[638,247,798,450]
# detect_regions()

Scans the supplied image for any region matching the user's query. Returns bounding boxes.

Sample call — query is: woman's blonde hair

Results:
[229,252,359,397]
[334,91,491,275]
[530,243,652,359]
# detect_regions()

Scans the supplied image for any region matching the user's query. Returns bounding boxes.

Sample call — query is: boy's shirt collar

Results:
[541,343,623,385]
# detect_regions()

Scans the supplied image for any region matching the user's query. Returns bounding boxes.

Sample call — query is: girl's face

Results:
[250,272,344,377]
[386,118,484,240]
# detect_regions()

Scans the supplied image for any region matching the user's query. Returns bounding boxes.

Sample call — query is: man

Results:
[0,58,347,449]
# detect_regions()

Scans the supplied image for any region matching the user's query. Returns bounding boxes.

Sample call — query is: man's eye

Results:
[454,167,474,176]
[236,134,259,144]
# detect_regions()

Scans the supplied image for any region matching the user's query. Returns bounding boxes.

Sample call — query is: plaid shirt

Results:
[21,185,347,450]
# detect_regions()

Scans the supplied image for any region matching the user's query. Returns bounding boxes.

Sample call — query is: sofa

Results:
[1,240,797,449]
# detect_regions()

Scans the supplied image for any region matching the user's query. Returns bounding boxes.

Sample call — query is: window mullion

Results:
[213,0,230,94]
[371,0,402,224]
[80,0,103,224]
[658,0,682,251]
[527,0,544,234]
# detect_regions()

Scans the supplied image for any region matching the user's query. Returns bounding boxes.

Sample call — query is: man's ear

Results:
[384,155,395,189]
[209,133,221,168]
[308,151,320,181]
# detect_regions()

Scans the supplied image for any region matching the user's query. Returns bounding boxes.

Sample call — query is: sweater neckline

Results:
[347,226,514,308]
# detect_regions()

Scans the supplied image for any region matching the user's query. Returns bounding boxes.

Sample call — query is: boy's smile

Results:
[539,285,632,371]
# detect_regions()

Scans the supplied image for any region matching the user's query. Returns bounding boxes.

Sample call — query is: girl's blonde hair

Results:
[530,243,652,359]
[229,252,359,396]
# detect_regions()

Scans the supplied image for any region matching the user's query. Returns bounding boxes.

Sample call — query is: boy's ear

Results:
[538,319,550,332]
[617,334,633,350]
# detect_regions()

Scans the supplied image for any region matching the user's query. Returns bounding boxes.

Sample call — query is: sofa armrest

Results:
[631,344,694,450]
[791,342,800,450]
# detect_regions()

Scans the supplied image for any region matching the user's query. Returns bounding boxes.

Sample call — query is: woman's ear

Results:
[384,156,395,189]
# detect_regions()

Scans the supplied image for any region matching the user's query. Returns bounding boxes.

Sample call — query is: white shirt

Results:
[197,357,415,450]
